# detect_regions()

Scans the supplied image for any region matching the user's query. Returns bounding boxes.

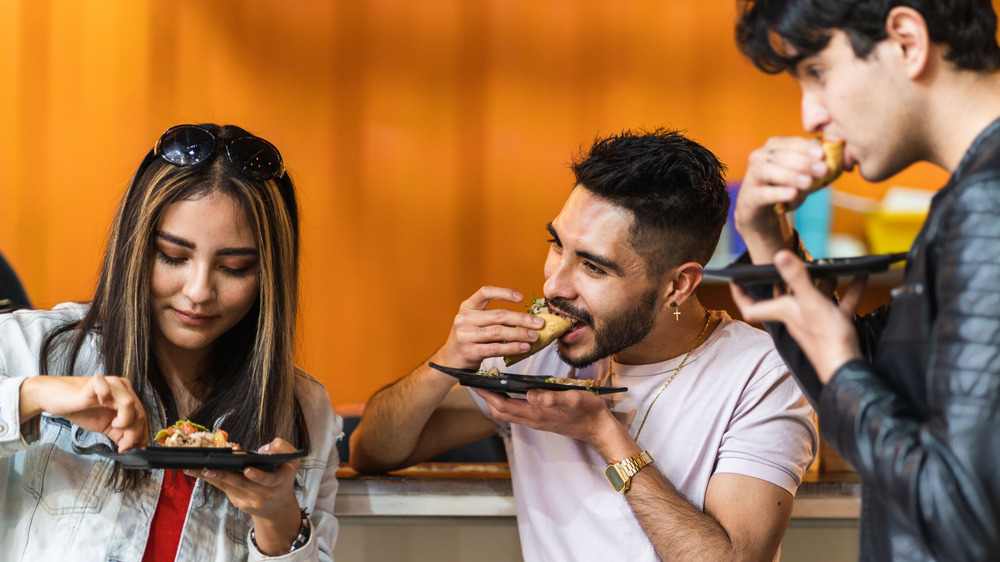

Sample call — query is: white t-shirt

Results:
[473,312,817,562]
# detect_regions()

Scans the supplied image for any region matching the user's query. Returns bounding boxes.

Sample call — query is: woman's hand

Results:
[186,437,304,556]
[20,374,148,451]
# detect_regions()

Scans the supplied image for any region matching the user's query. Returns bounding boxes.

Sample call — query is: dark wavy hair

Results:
[42,124,309,494]
[571,128,730,278]
[736,0,1000,74]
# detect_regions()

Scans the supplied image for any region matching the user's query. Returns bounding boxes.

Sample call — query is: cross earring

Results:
[670,301,680,321]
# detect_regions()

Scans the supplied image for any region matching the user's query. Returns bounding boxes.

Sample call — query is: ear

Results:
[884,6,931,79]
[662,261,704,306]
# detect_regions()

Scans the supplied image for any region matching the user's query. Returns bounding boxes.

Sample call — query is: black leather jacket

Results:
[759,117,1000,561]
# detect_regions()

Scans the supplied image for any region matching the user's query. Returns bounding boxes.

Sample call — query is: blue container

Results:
[794,188,832,258]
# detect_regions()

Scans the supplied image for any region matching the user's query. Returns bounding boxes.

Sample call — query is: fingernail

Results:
[244,467,255,477]
[533,317,544,327]
[519,342,530,351]
[809,145,824,157]
[811,162,827,176]
[797,174,812,188]
[513,291,523,301]
[203,470,216,478]
[527,330,538,340]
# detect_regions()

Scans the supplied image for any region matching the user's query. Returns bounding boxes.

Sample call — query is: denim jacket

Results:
[0,303,342,561]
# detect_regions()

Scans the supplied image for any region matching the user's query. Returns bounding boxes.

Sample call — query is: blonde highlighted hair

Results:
[43,124,307,491]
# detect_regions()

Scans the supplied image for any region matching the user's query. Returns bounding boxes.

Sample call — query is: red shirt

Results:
[142,470,196,562]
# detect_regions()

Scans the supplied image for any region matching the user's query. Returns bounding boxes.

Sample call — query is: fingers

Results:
[838,274,868,315]
[745,138,830,208]
[101,376,148,451]
[91,373,113,408]
[447,289,547,366]
[460,286,525,312]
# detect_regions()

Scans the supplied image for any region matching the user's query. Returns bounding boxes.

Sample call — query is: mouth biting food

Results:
[503,296,574,366]
[155,420,241,450]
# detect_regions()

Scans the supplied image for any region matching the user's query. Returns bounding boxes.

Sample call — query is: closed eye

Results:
[546,222,562,248]
[157,251,184,266]
[220,264,253,278]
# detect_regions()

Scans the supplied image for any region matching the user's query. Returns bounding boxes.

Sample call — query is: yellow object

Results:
[864,211,927,254]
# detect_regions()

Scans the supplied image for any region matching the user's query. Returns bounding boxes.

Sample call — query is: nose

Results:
[542,249,574,301]
[182,263,215,305]
[801,90,830,135]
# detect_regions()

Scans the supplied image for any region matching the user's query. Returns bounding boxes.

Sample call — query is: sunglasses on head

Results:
[154,124,286,181]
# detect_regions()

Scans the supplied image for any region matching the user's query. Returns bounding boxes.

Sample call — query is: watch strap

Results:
[606,450,654,492]
[616,450,653,477]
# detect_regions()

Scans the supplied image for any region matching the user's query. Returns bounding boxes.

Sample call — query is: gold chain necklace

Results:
[611,312,713,443]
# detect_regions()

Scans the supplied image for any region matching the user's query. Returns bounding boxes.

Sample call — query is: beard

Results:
[550,288,659,368]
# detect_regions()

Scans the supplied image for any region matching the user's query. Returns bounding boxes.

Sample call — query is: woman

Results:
[0,124,341,561]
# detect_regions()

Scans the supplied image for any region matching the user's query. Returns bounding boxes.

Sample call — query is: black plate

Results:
[702,252,908,286]
[97,446,307,472]
[429,362,626,395]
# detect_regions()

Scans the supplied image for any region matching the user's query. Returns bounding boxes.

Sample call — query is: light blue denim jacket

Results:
[0,303,342,561]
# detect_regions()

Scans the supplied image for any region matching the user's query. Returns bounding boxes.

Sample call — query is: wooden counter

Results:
[335,463,861,519]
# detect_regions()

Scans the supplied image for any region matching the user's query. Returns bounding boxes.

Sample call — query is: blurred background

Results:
[0,0,962,409]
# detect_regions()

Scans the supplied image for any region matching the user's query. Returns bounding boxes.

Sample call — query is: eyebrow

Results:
[156,231,258,257]
[546,222,625,276]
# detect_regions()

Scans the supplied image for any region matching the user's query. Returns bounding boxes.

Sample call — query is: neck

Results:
[154,342,212,419]
[921,68,1000,172]
[613,298,716,366]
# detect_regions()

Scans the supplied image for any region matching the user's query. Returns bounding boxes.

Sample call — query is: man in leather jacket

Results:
[729,1,1000,560]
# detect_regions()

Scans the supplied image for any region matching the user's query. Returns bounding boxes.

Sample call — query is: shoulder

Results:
[294,368,333,409]
[713,316,782,362]
[701,316,790,388]
[0,303,89,346]
[294,368,342,429]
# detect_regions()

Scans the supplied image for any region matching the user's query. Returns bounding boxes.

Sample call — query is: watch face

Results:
[605,465,628,493]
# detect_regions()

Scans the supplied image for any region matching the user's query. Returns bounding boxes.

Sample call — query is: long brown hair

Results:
[42,124,308,491]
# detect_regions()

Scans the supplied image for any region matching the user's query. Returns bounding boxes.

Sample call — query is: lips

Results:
[172,308,215,326]
[547,305,589,343]
[560,321,589,344]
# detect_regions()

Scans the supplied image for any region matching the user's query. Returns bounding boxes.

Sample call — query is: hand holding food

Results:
[775,138,844,213]
[503,297,574,366]
[439,286,548,369]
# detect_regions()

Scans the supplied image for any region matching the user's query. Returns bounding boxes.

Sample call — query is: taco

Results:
[503,297,574,366]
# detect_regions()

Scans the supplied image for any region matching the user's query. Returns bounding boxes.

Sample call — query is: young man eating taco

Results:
[350,128,817,561]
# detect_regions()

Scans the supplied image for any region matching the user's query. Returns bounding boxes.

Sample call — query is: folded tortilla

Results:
[503,313,574,366]
[811,139,845,189]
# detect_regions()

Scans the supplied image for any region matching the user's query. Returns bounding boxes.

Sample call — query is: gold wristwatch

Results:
[605,450,654,493]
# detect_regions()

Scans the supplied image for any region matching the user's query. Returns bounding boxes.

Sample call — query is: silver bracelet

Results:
[250,508,312,554]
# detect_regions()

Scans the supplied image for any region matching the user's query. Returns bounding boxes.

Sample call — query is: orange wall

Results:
[0,1,980,407]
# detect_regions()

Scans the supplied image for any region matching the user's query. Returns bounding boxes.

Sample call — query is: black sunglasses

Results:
[154,124,286,181]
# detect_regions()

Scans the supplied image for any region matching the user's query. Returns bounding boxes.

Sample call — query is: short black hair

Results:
[571,128,730,277]
[736,0,1000,74]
